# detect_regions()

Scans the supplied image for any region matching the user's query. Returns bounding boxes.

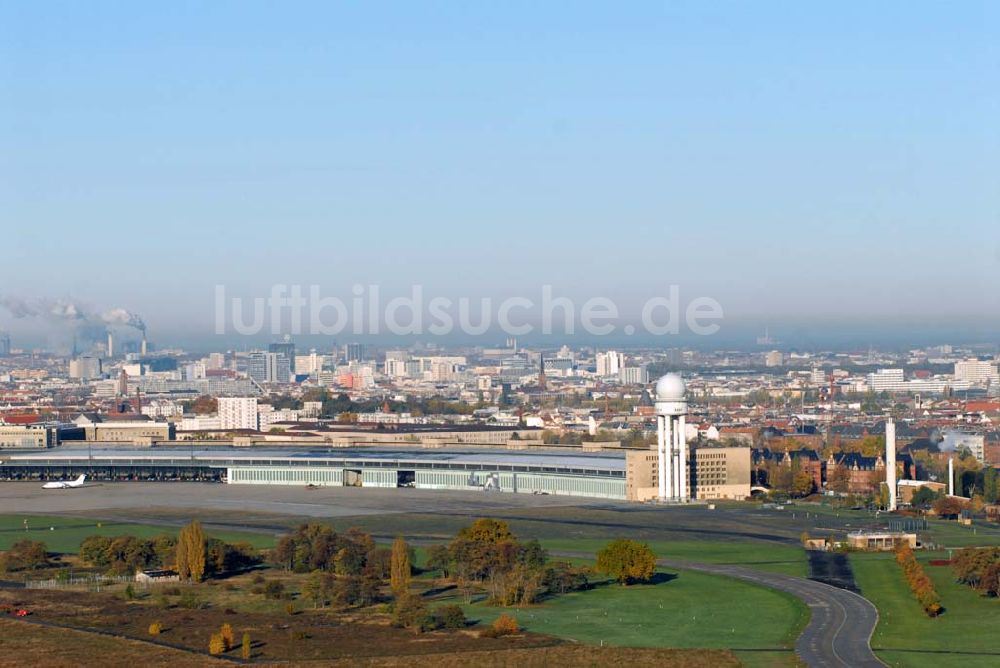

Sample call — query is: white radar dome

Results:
[655,373,686,402]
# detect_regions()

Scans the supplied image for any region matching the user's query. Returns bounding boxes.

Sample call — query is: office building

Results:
[248,351,291,384]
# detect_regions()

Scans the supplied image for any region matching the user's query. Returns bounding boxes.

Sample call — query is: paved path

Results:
[553,550,884,668]
[660,558,884,668]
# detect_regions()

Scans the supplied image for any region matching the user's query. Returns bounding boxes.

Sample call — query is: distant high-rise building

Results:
[765,351,784,367]
[248,351,291,384]
[345,342,367,362]
[596,350,623,377]
[867,368,907,392]
[68,356,102,380]
[954,359,999,387]
[269,341,296,366]
[618,365,649,385]
[294,351,324,375]
[0,331,10,356]
[218,397,259,431]
[206,352,226,370]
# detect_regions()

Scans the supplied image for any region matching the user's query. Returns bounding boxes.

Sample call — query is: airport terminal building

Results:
[0,446,627,500]
[1,442,750,502]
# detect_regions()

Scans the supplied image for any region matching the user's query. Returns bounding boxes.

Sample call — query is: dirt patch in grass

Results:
[0,588,561,663]
[0,617,222,667]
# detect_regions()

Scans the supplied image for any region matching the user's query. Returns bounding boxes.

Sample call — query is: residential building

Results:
[596,350,623,377]
[218,397,259,431]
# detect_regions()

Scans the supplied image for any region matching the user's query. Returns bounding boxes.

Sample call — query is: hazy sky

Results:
[2,2,998,346]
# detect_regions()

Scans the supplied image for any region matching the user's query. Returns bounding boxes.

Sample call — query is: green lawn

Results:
[0,514,275,553]
[919,519,1000,548]
[445,567,807,668]
[852,551,1000,668]
[540,538,809,576]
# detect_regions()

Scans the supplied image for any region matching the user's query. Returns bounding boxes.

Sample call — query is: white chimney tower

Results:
[948,457,955,497]
[885,417,897,511]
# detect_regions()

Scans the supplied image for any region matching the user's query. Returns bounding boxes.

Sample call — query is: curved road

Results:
[660,558,884,668]
[553,551,884,668]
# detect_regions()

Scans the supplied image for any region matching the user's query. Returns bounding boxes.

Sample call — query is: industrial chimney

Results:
[107,331,114,358]
[948,458,955,497]
[885,417,897,511]
[140,336,147,355]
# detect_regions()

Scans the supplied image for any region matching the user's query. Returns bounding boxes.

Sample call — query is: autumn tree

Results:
[791,471,816,498]
[0,540,49,572]
[177,520,207,581]
[984,467,999,504]
[241,633,252,660]
[595,539,657,585]
[932,496,968,519]
[390,536,412,595]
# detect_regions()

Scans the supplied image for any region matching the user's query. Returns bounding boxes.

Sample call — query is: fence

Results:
[25,574,137,591]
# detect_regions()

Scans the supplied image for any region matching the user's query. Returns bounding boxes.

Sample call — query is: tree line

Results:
[80,520,259,579]
[895,543,942,617]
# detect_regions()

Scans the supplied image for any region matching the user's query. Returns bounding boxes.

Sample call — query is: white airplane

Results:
[42,474,87,490]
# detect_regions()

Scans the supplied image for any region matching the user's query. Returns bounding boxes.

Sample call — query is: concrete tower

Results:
[885,417,897,511]
[655,373,688,502]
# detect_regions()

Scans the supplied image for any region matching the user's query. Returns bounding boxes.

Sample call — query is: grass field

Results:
[919,519,1000,548]
[442,567,808,668]
[0,515,275,553]
[539,538,809,576]
[851,551,1000,668]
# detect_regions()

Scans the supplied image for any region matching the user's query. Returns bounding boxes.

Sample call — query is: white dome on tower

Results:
[655,373,686,402]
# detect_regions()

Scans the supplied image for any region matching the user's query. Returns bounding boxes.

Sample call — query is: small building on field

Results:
[135,569,179,583]
[846,531,917,552]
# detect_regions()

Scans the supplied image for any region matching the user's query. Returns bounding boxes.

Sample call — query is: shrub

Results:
[252,573,266,585]
[241,632,252,660]
[480,613,520,638]
[393,592,434,633]
[208,633,225,655]
[177,590,203,609]
[289,630,309,641]
[285,602,296,615]
[220,623,234,651]
[263,580,285,600]
[435,604,466,630]
[148,622,162,636]
[124,584,135,600]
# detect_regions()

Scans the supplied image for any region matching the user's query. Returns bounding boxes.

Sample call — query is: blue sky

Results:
[2,2,998,345]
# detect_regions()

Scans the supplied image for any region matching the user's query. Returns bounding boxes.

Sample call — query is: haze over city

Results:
[3,2,998,350]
